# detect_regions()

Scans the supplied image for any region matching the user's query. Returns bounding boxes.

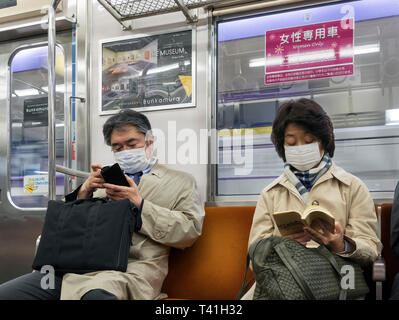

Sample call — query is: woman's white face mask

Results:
[113,146,151,174]
[284,142,323,171]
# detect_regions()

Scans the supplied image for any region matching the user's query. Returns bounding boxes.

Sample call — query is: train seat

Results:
[161,206,255,300]
[375,203,399,299]
[33,204,399,299]
[161,204,399,300]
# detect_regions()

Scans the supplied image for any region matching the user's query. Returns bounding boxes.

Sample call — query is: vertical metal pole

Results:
[48,0,62,200]
[74,0,91,187]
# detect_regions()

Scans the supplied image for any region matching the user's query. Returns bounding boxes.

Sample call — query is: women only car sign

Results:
[265,19,354,84]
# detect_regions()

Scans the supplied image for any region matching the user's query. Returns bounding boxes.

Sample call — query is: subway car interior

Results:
[0,0,398,302]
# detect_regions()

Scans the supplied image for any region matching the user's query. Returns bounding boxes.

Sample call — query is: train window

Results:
[215,0,399,199]
[9,45,65,208]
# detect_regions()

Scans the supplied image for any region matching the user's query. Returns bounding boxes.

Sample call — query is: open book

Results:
[272,203,335,236]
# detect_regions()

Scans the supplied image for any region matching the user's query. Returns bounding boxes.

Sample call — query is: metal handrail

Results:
[56,165,90,179]
[48,0,63,200]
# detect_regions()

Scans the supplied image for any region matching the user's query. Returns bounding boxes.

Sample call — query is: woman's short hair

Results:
[271,98,335,161]
[103,109,152,146]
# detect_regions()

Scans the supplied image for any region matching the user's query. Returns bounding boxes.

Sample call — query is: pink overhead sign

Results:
[265,19,354,84]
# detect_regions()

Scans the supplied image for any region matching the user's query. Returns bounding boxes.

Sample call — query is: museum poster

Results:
[23,97,48,128]
[265,19,354,84]
[101,29,194,113]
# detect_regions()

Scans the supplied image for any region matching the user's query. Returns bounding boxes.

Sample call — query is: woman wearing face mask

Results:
[241,98,382,299]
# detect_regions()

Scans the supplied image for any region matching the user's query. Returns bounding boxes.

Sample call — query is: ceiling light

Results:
[288,49,335,64]
[147,63,179,75]
[41,84,65,93]
[386,109,399,125]
[249,43,380,68]
[354,43,380,55]
[14,89,40,96]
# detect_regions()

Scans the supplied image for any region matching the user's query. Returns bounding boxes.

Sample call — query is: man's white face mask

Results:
[284,142,323,171]
[113,146,151,174]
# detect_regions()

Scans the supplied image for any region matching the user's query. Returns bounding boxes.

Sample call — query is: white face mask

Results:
[284,142,323,171]
[113,147,151,174]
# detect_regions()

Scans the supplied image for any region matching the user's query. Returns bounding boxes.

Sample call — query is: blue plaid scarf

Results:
[284,153,332,202]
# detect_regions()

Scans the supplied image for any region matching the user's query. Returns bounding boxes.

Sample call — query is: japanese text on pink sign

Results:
[265,19,354,84]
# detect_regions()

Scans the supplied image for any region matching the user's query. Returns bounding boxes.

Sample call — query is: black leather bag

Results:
[32,198,137,274]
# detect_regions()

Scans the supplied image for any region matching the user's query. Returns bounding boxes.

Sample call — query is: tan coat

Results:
[60,161,204,300]
[242,163,382,299]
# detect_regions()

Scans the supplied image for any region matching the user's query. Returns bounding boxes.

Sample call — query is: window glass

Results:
[216,0,399,197]
[10,45,65,208]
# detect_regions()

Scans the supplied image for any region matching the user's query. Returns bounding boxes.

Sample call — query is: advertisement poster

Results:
[265,19,354,84]
[23,97,48,128]
[100,29,195,114]
[23,175,48,195]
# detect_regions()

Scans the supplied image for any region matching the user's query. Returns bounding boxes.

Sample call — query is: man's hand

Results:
[286,231,312,246]
[78,163,105,199]
[104,174,143,207]
[303,220,345,253]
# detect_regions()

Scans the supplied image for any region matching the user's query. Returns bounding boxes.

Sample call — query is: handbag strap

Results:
[274,242,316,300]
[275,242,347,300]
[236,239,262,299]
[236,254,254,299]
[316,245,348,300]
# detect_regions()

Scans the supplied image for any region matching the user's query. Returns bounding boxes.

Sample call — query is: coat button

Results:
[155,230,164,239]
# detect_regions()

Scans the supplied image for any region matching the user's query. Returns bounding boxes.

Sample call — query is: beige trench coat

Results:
[242,163,382,299]
[60,161,204,300]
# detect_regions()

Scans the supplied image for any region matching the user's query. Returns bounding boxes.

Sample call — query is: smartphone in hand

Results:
[101,163,129,187]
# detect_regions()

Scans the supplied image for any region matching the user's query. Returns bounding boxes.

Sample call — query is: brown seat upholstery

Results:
[379,203,399,299]
[161,206,255,299]
[161,204,398,300]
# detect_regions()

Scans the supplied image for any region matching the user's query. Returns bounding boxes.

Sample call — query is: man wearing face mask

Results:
[241,98,381,300]
[0,109,204,300]
[60,109,205,300]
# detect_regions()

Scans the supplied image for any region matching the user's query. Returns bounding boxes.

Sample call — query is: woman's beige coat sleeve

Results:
[248,188,275,248]
[337,177,382,264]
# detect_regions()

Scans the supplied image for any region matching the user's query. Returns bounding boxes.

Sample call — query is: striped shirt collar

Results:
[284,153,332,202]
